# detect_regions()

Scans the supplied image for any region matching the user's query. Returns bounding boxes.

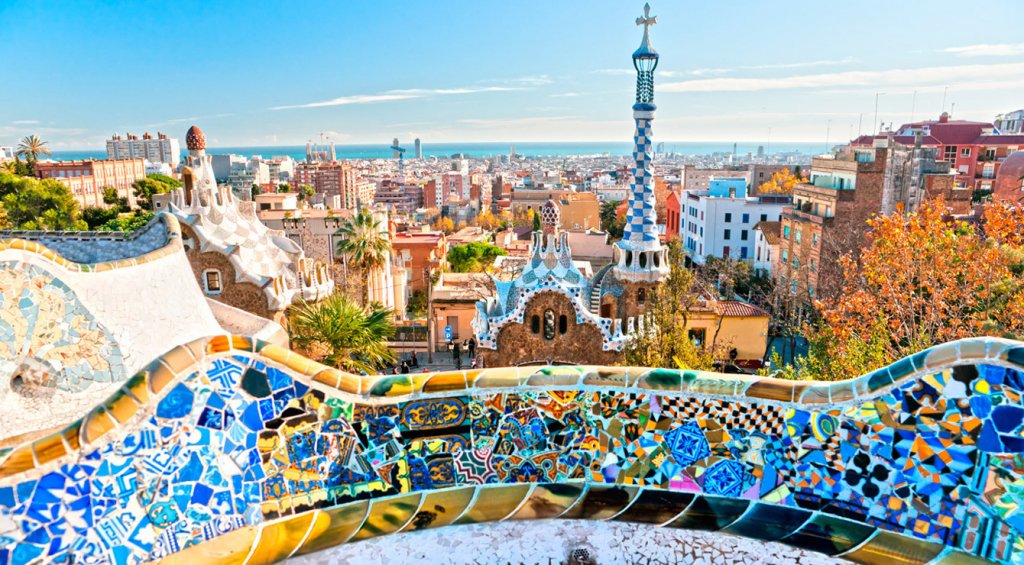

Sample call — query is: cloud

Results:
[273,86,522,110]
[550,92,580,98]
[505,75,553,86]
[678,57,860,77]
[460,116,580,128]
[11,120,40,125]
[942,43,1024,57]
[660,62,1024,93]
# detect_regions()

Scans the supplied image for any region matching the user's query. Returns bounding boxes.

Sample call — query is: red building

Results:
[35,159,146,209]
[664,190,682,240]
[852,112,1024,192]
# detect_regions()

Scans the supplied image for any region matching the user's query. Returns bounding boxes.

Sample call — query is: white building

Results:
[106,132,180,168]
[752,221,781,276]
[995,109,1024,135]
[682,177,790,264]
[0,147,14,162]
[144,160,173,176]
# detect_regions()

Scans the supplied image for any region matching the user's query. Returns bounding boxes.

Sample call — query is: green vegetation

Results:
[96,211,154,232]
[407,289,428,318]
[0,172,86,231]
[335,209,393,303]
[600,199,625,239]
[447,241,507,272]
[132,173,182,210]
[15,134,52,162]
[289,294,396,374]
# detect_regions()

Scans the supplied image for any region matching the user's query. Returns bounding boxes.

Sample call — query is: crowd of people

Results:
[377,336,479,375]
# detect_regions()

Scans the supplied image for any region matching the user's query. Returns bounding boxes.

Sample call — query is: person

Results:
[453,341,462,370]
[468,336,476,360]
[410,351,419,368]
[400,361,410,374]
[447,339,455,361]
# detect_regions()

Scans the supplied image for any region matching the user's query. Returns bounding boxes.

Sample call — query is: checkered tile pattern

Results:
[623,117,659,243]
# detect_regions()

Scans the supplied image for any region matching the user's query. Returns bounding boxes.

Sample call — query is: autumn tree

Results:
[476,209,502,231]
[433,216,455,235]
[801,199,1023,380]
[757,168,801,195]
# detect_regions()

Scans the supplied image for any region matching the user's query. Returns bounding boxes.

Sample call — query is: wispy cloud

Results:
[942,43,1024,57]
[11,120,40,125]
[660,62,1024,93]
[460,116,580,128]
[273,86,522,110]
[504,75,553,86]
[550,92,580,98]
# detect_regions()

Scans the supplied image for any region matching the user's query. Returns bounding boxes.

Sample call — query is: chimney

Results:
[939,112,949,123]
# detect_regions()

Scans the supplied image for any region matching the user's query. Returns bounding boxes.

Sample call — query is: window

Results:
[782,250,788,262]
[825,205,832,218]
[203,270,222,295]
[543,310,556,340]
[783,225,790,239]
[740,246,748,259]
[742,213,750,224]
[943,145,957,162]
[960,147,971,157]
[808,285,815,297]
[637,288,646,305]
[723,246,730,258]
[724,229,731,240]
[760,214,767,222]
[558,315,568,335]
[795,230,802,243]
[531,315,540,334]
[793,257,799,269]
[689,328,706,347]
[810,258,817,272]
[741,230,748,241]
[724,213,732,222]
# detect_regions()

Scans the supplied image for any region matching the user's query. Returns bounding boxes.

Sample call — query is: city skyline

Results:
[2,0,1023,149]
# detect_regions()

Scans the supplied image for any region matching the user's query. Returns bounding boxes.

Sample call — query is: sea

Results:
[49,141,825,162]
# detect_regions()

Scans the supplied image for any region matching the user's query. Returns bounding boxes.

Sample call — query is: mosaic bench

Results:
[1,335,1023,564]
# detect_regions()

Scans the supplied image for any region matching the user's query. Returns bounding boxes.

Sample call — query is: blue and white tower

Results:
[613,3,669,282]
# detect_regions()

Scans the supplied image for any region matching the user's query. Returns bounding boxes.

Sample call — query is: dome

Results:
[994,150,1024,205]
[541,198,560,228]
[186,126,206,151]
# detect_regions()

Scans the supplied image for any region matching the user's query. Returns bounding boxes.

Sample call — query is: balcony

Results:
[783,207,833,226]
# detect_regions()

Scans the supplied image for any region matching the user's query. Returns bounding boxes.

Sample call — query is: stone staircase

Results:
[589,263,613,314]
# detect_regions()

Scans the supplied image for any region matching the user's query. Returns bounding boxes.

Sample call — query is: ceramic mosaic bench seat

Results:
[0,335,1022,564]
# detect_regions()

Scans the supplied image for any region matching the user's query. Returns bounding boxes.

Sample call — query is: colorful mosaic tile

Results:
[0,336,1022,564]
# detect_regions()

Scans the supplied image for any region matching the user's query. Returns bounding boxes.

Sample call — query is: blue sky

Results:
[2,0,1023,149]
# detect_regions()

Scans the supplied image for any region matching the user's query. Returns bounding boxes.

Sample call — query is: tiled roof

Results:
[752,221,781,245]
[714,300,769,318]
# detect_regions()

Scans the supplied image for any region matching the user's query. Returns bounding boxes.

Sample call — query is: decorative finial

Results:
[636,2,657,31]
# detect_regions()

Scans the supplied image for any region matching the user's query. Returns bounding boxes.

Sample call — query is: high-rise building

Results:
[414,138,422,159]
[35,159,146,208]
[292,161,370,210]
[392,138,401,159]
[106,132,181,168]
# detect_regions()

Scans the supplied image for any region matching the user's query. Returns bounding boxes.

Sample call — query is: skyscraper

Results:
[392,138,400,159]
[414,138,422,159]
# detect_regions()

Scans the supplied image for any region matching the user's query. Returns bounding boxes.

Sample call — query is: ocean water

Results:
[49,141,823,162]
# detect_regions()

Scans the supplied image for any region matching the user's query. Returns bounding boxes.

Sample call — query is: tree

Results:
[407,290,428,318]
[447,241,507,272]
[699,256,753,300]
[132,173,181,210]
[0,174,86,230]
[335,209,392,304]
[799,199,1024,380]
[532,210,541,231]
[433,216,455,235]
[278,183,290,193]
[102,187,129,212]
[298,184,314,201]
[758,168,801,195]
[289,294,397,374]
[15,134,51,163]
[600,199,625,239]
[475,209,501,231]
[624,239,715,370]
[97,211,154,232]
[82,206,120,230]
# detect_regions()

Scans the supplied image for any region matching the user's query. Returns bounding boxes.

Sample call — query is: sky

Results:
[1,0,1023,149]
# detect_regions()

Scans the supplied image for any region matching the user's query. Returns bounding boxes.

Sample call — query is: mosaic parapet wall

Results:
[1,336,1023,564]
[0,214,224,439]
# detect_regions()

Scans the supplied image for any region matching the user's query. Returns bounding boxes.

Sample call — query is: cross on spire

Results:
[636,3,657,31]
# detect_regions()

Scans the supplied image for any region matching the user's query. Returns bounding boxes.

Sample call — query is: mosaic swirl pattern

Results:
[0,336,1023,564]
[0,261,125,394]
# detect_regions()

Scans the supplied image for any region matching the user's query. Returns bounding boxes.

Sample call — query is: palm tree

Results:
[335,209,392,303]
[289,294,396,374]
[16,135,52,162]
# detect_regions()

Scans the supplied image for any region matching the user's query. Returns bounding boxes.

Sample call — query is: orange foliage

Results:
[984,202,1024,247]
[758,168,801,195]
[807,199,1024,379]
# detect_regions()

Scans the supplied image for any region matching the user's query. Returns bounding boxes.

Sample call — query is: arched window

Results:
[558,314,568,335]
[637,288,646,305]
[530,315,541,334]
[639,252,648,268]
[543,310,556,340]
[625,250,633,266]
